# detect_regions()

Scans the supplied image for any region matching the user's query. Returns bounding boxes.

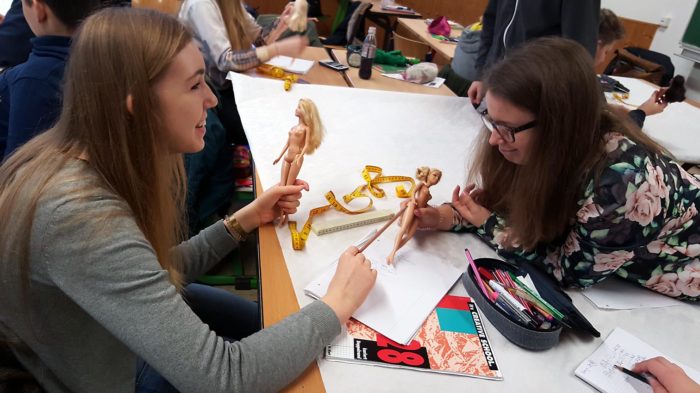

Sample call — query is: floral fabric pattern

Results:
[461,133,700,301]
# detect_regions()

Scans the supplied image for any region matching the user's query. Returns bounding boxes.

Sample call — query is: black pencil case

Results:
[461,257,599,351]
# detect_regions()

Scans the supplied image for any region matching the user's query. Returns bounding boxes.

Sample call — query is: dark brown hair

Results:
[472,37,664,250]
[599,8,625,46]
[23,0,103,29]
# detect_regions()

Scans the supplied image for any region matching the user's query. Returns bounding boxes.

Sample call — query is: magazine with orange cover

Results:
[325,295,502,380]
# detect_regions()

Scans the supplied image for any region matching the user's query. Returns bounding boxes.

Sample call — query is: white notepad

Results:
[265,56,315,74]
[304,227,463,345]
[575,328,700,393]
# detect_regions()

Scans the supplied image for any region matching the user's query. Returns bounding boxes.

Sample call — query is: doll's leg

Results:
[285,156,304,186]
[395,220,420,250]
[387,202,416,264]
[279,157,304,226]
[280,160,291,186]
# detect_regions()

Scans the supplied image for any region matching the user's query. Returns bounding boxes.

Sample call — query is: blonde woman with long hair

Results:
[0,8,375,392]
[179,0,309,145]
[179,0,308,90]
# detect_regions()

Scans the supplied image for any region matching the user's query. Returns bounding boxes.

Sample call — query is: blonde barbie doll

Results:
[273,98,324,222]
[387,167,442,264]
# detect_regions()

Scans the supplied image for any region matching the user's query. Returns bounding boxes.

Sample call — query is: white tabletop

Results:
[606,76,700,164]
[230,72,700,392]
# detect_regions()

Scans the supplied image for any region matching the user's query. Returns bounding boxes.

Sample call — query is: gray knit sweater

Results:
[0,160,340,392]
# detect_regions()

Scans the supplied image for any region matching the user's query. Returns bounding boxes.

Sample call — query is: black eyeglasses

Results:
[479,109,536,143]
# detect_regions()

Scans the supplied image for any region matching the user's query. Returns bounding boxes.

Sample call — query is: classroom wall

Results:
[601,0,700,100]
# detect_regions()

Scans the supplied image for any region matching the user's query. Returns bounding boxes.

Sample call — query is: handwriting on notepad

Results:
[578,343,647,378]
[370,259,397,275]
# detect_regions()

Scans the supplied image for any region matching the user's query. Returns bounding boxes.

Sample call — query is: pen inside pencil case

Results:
[483,269,560,331]
[468,261,560,332]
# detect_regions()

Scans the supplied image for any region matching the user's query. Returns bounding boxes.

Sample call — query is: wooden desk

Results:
[366,0,422,50]
[330,49,455,97]
[253,46,346,393]
[397,18,460,63]
[245,47,347,87]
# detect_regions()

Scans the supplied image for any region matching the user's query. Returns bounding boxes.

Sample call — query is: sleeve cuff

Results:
[202,220,240,252]
[629,109,646,128]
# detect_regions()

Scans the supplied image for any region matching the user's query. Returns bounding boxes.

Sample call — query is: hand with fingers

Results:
[633,357,700,393]
[253,179,309,226]
[397,199,441,230]
[451,184,491,227]
[467,81,484,106]
[322,246,377,323]
[638,90,668,117]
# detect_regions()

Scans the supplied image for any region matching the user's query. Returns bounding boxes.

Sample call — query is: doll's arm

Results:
[273,141,290,165]
[412,183,426,204]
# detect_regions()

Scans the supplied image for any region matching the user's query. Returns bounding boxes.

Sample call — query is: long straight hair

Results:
[298,98,324,154]
[0,8,192,290]
[471,37,664,250]
[215,0,258,50]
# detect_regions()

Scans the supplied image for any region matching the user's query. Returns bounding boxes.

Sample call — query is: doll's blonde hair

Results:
[288,0,308,32]
[416,167,442,183]
[298,98,324,154]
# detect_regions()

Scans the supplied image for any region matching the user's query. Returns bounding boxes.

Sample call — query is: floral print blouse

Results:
[457,133,700,301]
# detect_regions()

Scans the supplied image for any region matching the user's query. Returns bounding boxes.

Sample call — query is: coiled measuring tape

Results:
[288,165,415,250]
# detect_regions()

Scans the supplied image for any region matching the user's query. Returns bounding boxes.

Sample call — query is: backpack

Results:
[603,47,671,86]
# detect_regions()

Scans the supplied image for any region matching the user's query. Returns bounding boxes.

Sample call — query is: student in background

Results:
[0,8,376,392]
[467,0,601,105]
[410,38,700,301]
[179,0,308,144]
[596,8,667,128]
[633,357,700,393]
[0,0,103,161]
[0,0,34,69]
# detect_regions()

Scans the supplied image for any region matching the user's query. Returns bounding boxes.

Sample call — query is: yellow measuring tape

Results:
[612,92,634,107]
[288,165,416,250]
[256,64,298,91]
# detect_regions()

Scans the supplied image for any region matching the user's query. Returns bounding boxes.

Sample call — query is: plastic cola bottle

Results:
[359,26,377,80]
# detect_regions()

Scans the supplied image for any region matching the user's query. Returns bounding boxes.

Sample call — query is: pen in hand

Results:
[614,364,651,385]
[357,205,407,253]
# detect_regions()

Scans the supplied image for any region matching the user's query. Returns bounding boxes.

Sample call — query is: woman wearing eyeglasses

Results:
[414,37,700,301]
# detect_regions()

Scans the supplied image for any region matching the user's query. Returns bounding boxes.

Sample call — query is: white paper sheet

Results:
[575,328,700,393]
[582,278,685,310]
[265,56,315,74]
[305,227,463,345]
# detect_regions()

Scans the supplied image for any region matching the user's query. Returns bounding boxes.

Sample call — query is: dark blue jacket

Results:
[0,0,35,68]
[0,35,71,161]
[475,0,600,79]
